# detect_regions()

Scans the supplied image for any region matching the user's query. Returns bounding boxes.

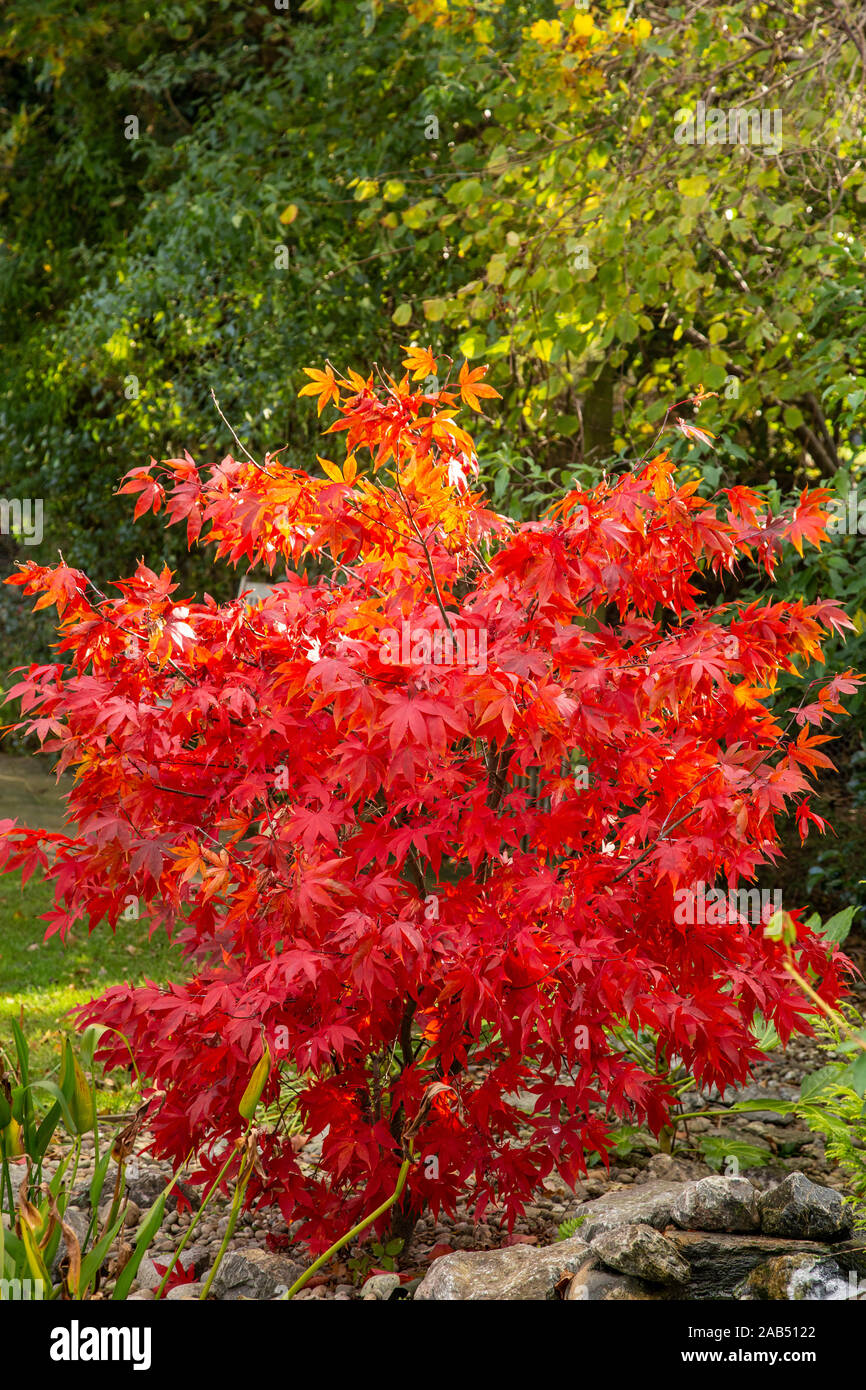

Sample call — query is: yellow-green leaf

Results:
[677,175,709,199]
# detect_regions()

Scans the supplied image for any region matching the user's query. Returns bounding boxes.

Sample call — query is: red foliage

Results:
[151,1257,197,1292]
[0,354,859,1251]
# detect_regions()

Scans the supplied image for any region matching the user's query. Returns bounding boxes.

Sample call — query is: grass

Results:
[0,869,186,1112]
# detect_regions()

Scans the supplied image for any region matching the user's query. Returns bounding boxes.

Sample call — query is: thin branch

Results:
[210,389,274,475]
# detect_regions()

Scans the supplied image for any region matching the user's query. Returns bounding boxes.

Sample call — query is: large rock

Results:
[565,1181,685,1243]
[741,1254,855,1301]
[672,1176,760,1233]
[590,1223,690,1285]
[758,1173,853,1242]
[667,1230,859,1300]
[124,1169,201,1212]
[413,1235,590,1300]
[564,1258,675,1301]
[208,1247,306,1300]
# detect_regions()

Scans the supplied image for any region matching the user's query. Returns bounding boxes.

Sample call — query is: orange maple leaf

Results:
[401,345,437,381]
[299,365,341,415]
[643,451,674,502]
[457,361,501,412]
[337,367,372,395]
[787,488,831,557]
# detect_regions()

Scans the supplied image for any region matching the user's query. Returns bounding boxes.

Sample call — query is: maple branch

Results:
[603,827,692,888]
[487,739,516,811]
[400,997,417,1070]
[331,559,385,597]
[393,474,455,637]
[210,389,275,476]
[143,781,209,801]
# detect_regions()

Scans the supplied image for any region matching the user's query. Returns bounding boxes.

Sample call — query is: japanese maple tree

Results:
[0,350,859,1250]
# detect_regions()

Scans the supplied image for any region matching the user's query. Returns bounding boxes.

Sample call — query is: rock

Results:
[413,1235,591,1300]
[98,1198,141,1229]
[667,1230,850,1300]
[125,1170,200,1212]
[186,1242,218,1278]
[564,1259,675,1302]
[361,1273,400,1301]
[133,1255,162,1291]
[671,1176,760,1233]
[243,1246,306,1293]
[590,1223,690,1285]
[759,1173,853,1242]
[207,1248,305,1300]
[741,1254,853,1301]
[565,1181,685,1243]
[166,1281,204,1300]
[643,1153,712,1183]
[127,1290,155,1301]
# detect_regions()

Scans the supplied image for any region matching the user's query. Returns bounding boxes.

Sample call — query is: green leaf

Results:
[0,1223,26,1270]
[392,302,412,326]
[819,906,858,944]
[31,1081,77,1137]
[11,1019,29,1083]
[458,330,487,358]
[79,1208,127,1299]
[852,1051,866,1098]
[112,1173,181,1301]
[800,1064,845,1100]
[90,1149,114,1221]
[33,1101,62,1160]
[677,175,709,199]
[697,1135,771,1172]
[726,1098,795,1115]
[492,466,510,502]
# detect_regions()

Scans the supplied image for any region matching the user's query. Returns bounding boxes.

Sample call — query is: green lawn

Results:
[0,870,185,1111]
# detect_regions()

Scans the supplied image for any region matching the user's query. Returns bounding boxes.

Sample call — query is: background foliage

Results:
[1,0,865,904]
